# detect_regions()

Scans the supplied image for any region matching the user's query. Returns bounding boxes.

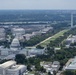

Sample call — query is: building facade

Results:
[0,60,27,75]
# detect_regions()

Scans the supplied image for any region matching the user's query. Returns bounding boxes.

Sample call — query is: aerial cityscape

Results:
[0,0,76,75]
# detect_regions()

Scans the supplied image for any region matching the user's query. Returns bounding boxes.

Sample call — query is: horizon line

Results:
[0,9,76,11]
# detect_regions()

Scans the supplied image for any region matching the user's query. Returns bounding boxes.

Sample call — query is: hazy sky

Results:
[0,0,76,10]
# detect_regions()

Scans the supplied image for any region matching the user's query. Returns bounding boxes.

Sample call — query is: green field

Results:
[40,29,69,47]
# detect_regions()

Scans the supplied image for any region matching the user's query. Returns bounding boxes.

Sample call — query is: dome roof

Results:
[10,37,20,48]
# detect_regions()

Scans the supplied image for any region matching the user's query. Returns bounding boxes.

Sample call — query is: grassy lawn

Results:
[28,71,35,74]
[40,29,69,47]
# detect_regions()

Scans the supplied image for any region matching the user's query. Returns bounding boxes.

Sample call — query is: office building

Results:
[0,60,27,75]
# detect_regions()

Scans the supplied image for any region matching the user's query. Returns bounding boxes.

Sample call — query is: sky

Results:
[0,0,76,10]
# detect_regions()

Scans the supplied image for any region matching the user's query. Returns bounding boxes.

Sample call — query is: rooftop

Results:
[53,61,60,65]
[8,65,26,71]
[12,28,25,31]
[0,60,16,69]
[65,57,76,70]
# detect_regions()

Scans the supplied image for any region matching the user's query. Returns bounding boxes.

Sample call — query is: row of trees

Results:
[20,22,69,47]
[15,54,45,71]
[15,27,76,70]
[20,30,55,47]
[63,70,76,75]
[14,27,76,75]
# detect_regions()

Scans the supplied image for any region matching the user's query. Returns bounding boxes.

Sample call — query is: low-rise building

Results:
[65,57,76,70]
[65,35,76,47]
[51,61,60,72]
[0,60,27,75]
[28,48,45,56]
[0,28,6,41]
[23,34,34,41]
[12,28,25,36]
[40,61,60,74]
[0,47,45,60]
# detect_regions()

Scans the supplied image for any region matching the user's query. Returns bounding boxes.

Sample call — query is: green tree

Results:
[53,71,56,75]
[63,70,74,75]
[35,72,40,75]
[40,66,46,73]
[15,54,26,64]
[48,72,52,75]
[27,64,32,71]
[36,45,44,49]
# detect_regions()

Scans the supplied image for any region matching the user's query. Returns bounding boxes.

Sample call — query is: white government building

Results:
[10,37,21,51]
[12,27,25,40]
[0,36,45,60]
[0,60,27,75]
[40,61,60,74]
[12,28,25,36]
[0,37,21,59]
